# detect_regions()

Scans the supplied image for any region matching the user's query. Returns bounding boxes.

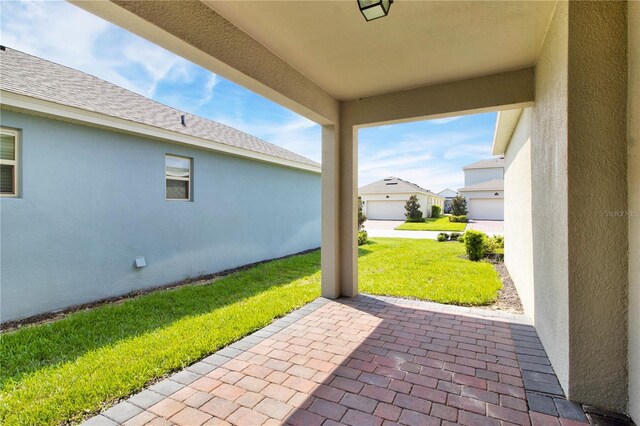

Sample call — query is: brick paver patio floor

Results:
[84,295,590,426]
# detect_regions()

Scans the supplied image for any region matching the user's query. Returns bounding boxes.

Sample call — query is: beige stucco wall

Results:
[566,1,628,409]
[504,107,534,319]
[530,0,571,394]
[628,1,640,422]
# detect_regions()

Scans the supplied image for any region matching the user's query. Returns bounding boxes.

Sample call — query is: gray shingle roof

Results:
[359,177,442,197]
[0,46,319,169]
[458,179,504,192]
[463,157,504,170]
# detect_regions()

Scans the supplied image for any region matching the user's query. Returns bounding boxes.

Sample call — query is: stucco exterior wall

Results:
[628,1,640,422]
[0,110,321,322]
[504,107,534,319]
[530,0,570,393]
[360,192,442,219]
[566,1,628,409]
[463,167,503,186]
[458,190,502,200]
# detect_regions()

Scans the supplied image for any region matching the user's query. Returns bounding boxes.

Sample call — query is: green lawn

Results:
[0,238,500,425]
[0,254,322,425]
[395,216,467,231]
[359,238,501,304]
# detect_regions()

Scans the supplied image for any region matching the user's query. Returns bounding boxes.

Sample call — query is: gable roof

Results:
[359,177,442,197]
[463,157,504,170]
[437,188,458,198]
[458,179,504,192]
[0,46,319,170]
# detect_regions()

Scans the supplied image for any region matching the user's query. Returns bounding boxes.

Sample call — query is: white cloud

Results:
[429,116,462,125]
[0,1,193,97]
[442,143,492,160]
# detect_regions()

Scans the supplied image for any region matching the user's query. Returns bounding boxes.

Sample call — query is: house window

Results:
[165,154,192,200]
[0,128,19,197]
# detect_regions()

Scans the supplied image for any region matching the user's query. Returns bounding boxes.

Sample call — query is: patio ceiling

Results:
[206,1,557,100]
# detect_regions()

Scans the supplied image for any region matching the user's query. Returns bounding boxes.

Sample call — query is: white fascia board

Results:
[0,91,321,174]
[491,108,522,156]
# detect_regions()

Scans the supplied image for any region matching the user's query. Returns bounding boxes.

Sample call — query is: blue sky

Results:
[0,1,497,191]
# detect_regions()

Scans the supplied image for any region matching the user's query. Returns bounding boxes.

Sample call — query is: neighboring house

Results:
[359,177,444,220]
[458,157,504,220]
[437,188,457,213]
[0,47,321,323]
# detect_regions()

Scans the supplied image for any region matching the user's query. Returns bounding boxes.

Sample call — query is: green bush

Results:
[484,235,504,253]
[437,233,447,242]
[451,195,468,216]
[404,195,424,222]
[448,215,469,223]
[358,198,367,230]
[458,235,465,243]
[449,232,461,241]
[431,205,441,218]
[406,217,426,223]
[358,230,369,245]
[464,230,486,261]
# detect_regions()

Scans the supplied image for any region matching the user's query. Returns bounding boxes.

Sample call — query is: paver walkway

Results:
[84,296,590,426]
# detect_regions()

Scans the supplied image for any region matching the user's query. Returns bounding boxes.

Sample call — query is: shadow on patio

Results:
[92,295,591,426]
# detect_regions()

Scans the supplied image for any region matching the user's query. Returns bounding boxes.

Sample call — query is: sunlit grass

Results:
[0,252,321,425]
[359,238,501,305]
[395,216,467,231]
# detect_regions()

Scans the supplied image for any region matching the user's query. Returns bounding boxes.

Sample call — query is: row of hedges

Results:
[436,232,462,242]
[449,215,468,223]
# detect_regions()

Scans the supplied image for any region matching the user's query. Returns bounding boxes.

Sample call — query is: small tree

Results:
[431,205,442,218]
[404,195,424,222]
[358,198,366,230]
[451,195,468,216]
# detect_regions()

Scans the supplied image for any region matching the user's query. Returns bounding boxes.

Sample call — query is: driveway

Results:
[364,219,504,239]
[466,220,504,235]
[363,220,440,239]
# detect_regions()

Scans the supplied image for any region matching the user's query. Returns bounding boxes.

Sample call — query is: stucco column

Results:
[320,115,358,299]
[565,1,628,410]
[338,116,358,297]
[321,125,340,298]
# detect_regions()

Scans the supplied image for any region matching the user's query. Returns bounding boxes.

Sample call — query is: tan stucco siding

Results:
[530,0,570,394]
[628,1,640,422]
[566,1,628,409]
[504,107,534,319]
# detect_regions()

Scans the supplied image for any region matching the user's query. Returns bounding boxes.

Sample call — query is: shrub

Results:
[464,230,486,261]
[449,232,461,241]
[431,205,441,218]
[404,195,423,222]
[484,235,504,260]
[458,234,465,243]
[451,195,468,216]
[448,215,469,223]
[358,198,367,230]
[437,233,447,242]
[358,230,369,245]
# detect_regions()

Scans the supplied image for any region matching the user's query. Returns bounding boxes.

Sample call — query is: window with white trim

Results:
[165,154,192,200]
[0,128,19,197]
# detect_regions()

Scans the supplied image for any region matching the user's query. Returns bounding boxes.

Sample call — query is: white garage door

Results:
[366,201,406,220]
[468,198,504,220]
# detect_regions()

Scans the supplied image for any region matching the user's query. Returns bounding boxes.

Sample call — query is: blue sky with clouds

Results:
[0,1,497,192]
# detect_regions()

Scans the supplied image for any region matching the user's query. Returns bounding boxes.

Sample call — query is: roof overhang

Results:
[491,109,523,156]
[0,91,321,174]
[360,190,445,199]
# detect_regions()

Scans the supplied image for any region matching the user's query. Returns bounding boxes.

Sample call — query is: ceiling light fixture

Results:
[358,0,393,22]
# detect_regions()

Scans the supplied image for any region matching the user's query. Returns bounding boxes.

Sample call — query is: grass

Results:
[359,238,501,305]
[395,216,467,231]
[0,253,322,425]
[1,238,501,425]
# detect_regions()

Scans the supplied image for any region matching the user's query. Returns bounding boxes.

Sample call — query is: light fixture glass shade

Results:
[358,0,392,22]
